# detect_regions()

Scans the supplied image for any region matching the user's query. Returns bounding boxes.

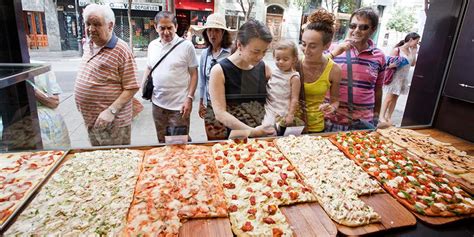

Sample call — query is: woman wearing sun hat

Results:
[191,13,237,140]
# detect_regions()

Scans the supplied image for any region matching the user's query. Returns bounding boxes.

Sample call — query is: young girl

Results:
[263,40,301,126]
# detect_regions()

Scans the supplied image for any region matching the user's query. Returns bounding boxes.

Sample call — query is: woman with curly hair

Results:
[298,8,342,133]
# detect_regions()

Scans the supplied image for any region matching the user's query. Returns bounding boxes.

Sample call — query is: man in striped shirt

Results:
[74,4,139,146]
[325,7,386,132]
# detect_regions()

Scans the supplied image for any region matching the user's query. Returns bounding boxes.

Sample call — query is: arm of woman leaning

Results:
[209,65,274,137]
[35,90,59,109]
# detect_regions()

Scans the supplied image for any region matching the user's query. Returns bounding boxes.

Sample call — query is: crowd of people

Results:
[72,3,419,146]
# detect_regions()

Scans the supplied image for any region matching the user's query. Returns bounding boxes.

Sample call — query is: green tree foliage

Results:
[387,6,417,33]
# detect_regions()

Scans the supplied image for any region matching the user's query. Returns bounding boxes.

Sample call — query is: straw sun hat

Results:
[191,13,237,38]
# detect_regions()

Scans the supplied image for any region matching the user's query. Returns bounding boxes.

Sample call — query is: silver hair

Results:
[83,4,115,26]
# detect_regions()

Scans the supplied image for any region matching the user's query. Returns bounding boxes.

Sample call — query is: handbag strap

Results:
[345,49,354,124]
[149,39,185,76]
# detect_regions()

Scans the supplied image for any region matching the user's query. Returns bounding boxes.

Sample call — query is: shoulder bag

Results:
[346,50,376,130]
[142,39,185,100]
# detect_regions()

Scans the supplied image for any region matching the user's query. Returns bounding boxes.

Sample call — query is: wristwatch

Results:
[108,107,118,116]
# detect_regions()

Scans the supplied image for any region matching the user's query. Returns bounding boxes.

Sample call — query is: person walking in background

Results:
[326,7,386,131]
[143,11,198,143]
[191,13,236,140]
[262,40,301,127]
[209,19,275,138]
[379,32,420,127]
[298,8,341,133]
[74,4,139,146]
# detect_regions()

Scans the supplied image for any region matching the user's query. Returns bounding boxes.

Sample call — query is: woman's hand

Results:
[198,101,206,118]
[284,114,294,126]
[250,125,276,137]
[331,39,353,57]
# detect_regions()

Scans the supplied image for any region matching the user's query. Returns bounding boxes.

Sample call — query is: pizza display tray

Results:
[0,150,68,233]
[334,193,416,236]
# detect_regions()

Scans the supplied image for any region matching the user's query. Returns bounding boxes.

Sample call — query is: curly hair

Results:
[304,8,336,45]
[202,29,234,49]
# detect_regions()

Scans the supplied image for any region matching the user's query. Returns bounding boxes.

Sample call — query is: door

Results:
[266,14,283,47]
[23,11,48,49]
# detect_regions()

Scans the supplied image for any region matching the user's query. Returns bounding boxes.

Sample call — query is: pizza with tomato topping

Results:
[124,145,227,236]
[6,149,141,235]
[0,150,64,226]
[377,127,474,182]
[212,139,316,237]
[276,135,382,226]
[330,131,474,217]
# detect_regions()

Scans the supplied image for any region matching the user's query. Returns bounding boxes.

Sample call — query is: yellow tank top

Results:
[304,58,334,132]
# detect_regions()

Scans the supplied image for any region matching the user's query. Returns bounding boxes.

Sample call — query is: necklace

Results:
[302,58,327,83]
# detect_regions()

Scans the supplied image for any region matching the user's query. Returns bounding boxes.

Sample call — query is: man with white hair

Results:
[74,4,139,146]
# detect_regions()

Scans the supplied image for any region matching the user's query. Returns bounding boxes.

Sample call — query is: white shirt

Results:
[147,35,198,110]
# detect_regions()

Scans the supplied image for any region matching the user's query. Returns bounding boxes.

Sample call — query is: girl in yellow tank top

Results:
[299,9,342,133]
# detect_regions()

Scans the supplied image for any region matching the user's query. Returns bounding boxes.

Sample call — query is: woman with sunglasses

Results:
[209,19,275,139]
[379,32,420,126]
[192,14,236,139]
[325,7,386,132]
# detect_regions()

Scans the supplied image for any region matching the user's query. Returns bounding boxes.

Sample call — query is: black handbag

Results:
[142,39,185,100]
[345,50,376,130]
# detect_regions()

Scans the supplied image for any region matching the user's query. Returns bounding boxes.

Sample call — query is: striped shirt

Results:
[75,34,139,128]
[326,39,386,125]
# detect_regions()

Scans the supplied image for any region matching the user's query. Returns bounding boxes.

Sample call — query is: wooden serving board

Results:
[335,193,416,236]
[179,218,233,237]
[281,203,338,237]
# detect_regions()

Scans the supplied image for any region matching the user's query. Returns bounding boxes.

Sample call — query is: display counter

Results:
[0,128,472,236]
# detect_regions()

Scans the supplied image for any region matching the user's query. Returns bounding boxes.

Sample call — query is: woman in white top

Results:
[379,32,420,126]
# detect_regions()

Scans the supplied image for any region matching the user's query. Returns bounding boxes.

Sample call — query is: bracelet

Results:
[187,95,194,101]
[329,52,335,59]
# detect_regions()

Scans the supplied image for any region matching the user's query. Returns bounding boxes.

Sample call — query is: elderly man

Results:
[144,11,198,143]
[75,4,139,146]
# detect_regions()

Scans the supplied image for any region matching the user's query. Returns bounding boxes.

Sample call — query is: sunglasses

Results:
[348,23,371,31]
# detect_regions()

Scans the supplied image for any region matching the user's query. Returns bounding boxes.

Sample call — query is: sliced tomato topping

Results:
[289,192,299,200]
[272,228,284,237]
[280,172,288,180]
[247,208,257,215]
[250,196,256,205]
[273,192,283,199]
[228,205,238,212]
[232,194,237,200]
[287,165,295,171]
[263,217,276,224]
[268,204,278,215]
[253,177,262,182]
[223,183,236,189]
[238,171,249,182]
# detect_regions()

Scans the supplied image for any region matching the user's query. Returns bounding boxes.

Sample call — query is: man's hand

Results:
[198,101,206,119]
[94,108,115,129]
[331,39,354,57]
[181,98,193,119]
[318,103,336,115]
[250,125,276,138]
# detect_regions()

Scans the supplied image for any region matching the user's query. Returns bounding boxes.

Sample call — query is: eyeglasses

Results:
[158,26,174,31]
[348,23,370,31]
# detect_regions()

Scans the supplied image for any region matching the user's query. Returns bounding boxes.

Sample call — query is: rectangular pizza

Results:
[1,150,64,227]
[5,149,142,235]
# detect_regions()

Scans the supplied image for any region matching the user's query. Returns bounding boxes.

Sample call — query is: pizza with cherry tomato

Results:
[125,145,227,236]
[212,139,316,237]
[330,131,474,217]
[377,127,474,183]
[0,150,64,225]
